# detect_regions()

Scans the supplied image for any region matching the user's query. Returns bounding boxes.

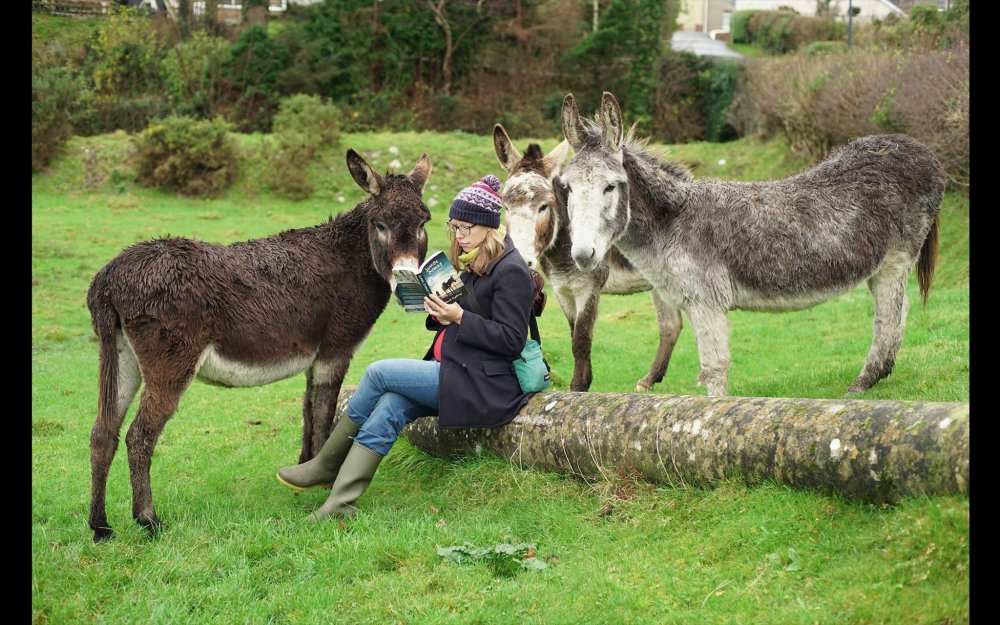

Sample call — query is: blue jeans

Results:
[346,359,440,456]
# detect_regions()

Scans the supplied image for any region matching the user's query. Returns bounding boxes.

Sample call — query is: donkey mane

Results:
[577,116,693,180]
[575,115,694,217]
[514,144,548,173]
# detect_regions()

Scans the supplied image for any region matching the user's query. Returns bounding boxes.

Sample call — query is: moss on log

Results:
[333,388,968,504]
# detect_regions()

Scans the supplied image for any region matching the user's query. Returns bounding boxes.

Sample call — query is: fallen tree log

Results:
[332,388,969,504]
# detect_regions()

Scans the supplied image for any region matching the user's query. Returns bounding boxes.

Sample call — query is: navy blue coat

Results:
[423,237,536,428]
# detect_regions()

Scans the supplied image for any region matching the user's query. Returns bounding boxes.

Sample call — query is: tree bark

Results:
[330,388,968,504]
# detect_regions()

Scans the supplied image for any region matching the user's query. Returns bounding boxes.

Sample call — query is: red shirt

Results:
[432,325,447,361]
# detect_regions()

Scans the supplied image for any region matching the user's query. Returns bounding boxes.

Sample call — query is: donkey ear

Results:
[542,140,572,180]
[346,149,383,196]
[561,94,585,152]
[599,92,624,153]
[407,153,432,195]
[493,124,521,174]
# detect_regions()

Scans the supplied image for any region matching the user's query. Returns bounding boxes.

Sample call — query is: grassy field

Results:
[32,130,969,624]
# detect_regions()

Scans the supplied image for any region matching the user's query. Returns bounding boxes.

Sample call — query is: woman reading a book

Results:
[276,175,537,520]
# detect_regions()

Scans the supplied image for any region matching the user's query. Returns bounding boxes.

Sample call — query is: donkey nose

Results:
[572,247,596,270]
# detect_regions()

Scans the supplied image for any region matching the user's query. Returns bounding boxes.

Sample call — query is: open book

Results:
[391,250,468,313]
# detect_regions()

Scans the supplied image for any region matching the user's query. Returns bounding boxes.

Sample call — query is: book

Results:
[391,250,468,313]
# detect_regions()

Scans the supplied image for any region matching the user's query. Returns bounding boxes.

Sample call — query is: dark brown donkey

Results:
[86,149,432,541]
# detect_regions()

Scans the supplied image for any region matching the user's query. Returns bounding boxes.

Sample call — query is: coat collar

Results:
[481,235,519,277]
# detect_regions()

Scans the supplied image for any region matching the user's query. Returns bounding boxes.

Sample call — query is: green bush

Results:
[159,31,230,118]
[739,10,842,54]
[32,65,90,172]
[260,93,342,200]
[134,115,239,197]
[271,93,341,149]
[564,0,677,127]
[651,53,706,143]
[699,59,740,142]
[75,94,173,136]
[87,7,166,97]
[220,25,290,132]
[340,89,417,133]
[749,11,795,54]
[731,10,756,43]
[850,1,966,50]
[261,133,315,200]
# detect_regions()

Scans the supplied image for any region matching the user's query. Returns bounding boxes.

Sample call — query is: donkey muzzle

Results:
[572,246,598,271]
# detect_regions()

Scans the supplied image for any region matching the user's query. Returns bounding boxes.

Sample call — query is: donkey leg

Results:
[848,262,911,394]
[89,332,142,542]
[298,368,314,464]
[685,305,731,397]
[552,286,583,390]
[308,353,354,458]
[568,285,601,392]
[636,292,682,392]
[125,360,194,533]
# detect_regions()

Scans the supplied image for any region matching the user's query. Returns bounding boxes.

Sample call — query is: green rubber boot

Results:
[307,443,384,521]
[276,417,361,491]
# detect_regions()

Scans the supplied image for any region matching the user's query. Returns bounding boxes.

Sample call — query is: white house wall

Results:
[733,0,905,22]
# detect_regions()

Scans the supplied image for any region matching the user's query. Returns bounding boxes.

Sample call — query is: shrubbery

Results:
[87,7,167,97]
[219,25,290,132]
[729,43,968,188]
[261,94,343,199]
[271,93,341,149]
[159,31,231,118]
[698,59,740,142]
[854,1,968,50]
[134,115,239,196]
[563,0,677,136]
[32,65,90,172]
[732,9,843,54]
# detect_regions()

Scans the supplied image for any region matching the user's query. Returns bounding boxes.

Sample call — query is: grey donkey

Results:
[556,92,942,397]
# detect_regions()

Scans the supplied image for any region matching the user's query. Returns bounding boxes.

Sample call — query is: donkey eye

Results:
[538,204,549,213]
[375,222,388,234]
[604,184,615,194]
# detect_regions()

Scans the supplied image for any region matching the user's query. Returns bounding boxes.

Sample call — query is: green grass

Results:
[32,130,969,624]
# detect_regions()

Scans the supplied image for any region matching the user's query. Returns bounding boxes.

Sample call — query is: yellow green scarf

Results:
[457,224,506,269]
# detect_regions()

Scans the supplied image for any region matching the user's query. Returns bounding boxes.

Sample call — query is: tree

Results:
[426,0,488,95]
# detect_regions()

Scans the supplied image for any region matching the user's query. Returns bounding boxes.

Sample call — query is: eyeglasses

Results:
[445,220,477,236]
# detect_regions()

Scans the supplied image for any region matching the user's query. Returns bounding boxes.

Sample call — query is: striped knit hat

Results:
[449,174,503,228]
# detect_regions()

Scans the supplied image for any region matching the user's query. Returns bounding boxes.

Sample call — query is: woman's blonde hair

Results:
[447,219,508,276]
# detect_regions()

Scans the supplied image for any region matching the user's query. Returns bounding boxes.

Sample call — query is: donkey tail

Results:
[917,216,939,307]
[88,284,120,431]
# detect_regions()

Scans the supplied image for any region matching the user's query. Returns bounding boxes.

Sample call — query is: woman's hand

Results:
[425,294,464,325]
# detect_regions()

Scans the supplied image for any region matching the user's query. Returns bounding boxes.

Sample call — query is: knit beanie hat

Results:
[449,174,503,229]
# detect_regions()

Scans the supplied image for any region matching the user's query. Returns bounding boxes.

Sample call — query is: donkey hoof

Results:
[92,526,115,543]
[135,515,163,535]
[846,380,871,395]
[634,380,652,392]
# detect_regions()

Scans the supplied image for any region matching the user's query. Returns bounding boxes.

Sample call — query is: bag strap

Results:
[463,274,542,345]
